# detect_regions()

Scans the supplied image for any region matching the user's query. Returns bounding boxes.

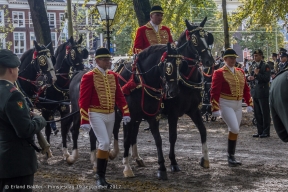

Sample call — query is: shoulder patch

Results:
[266,67,270,71]
[17,101,24,109]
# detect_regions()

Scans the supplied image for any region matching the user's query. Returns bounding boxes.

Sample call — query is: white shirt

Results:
[96,65,106,76]
[150,21,159,32]
[225,64,235,73]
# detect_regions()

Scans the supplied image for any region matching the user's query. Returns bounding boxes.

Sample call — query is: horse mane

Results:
[19,49,34,68]
[137,44,167,61]
[54,41,68,67]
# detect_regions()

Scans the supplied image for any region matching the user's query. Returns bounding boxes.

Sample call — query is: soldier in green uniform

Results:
[247,49,271,138]
[0,49,46,192]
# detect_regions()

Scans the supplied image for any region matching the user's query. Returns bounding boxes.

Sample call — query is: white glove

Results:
[123,116,131,125]
[246,106,253,113]
[212,111,221,117]
[80,124,91,132]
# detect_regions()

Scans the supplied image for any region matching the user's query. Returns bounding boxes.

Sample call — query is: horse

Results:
[112,17,215,180]
[269,69,288,142]
[69,43,181,176]
[16,40,57,102]
[38,36,88,163]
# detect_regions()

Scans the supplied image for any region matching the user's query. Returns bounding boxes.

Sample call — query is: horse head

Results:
[65,35,89,71]
[177,17,214,68]
[33,40,57,84]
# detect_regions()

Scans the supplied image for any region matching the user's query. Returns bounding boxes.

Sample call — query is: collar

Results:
[225,64,235,73]
[0,79,14,85]
[149,21,159,32]
[96,65,107,75]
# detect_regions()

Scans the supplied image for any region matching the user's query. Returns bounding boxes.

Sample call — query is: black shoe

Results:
[144,127,150,131]
[259,133,270,138]
[228,154,242,167]
[252,134,260,137]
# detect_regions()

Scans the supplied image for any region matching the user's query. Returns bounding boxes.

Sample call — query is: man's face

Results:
[224,56,236,67]
[272,56,277,61]
[96,57,112,70]
[253,54,262,62]
[9,67,19,82]
[280,56,287,63]
[150,12,163,25]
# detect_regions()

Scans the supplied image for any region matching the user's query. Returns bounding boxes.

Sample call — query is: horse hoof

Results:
[136,159,145,167]
[170,164,181,172]
[200,157,210,168]
[123,170,135,178]
[157,170,168,180]
[109,151,117,160]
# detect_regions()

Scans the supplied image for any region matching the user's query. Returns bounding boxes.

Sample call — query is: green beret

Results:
[0,49,21,68]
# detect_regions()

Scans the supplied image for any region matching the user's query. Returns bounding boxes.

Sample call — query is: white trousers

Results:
[219,98,242,134]
[89,112,115,151]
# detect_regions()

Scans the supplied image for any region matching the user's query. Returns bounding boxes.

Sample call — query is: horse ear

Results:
[77,35,83,44]
[185,19,194,31]
[82,48,89,59]
[68,36,74,44]
[207,32,214,45]
[34,40,41,51]
[166,43,172,54]
[200,17,207,27]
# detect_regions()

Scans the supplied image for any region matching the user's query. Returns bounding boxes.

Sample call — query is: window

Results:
[77,9,86,26]
[47,12,56,28]
[12,11,25,27]
[60,33,67,43]
[59,13,65,28]
[0,33,6,49]
[30,32,35,49]
[51,32,57,49]
[29,12,33,28]
[0,10,4,26]
[14,32,25,54]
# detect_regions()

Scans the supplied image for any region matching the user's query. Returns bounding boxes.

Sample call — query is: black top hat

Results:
[272,53,278,57]
[223,48,238,58]
[279,48,287,53]
[95,47,111,58]
[280,52,288,57]
[0,49,21,68]
[253,49,263,55]
[150,5,164,14]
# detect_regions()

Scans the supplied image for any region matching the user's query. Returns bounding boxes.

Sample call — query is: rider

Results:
[133,5,174,54]
[210,48,253,167]
[79,47,131,189]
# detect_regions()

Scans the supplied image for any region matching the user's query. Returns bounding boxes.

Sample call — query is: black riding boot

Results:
[103,159,112,186]
[227,139,242,167]
[96,158,112,189]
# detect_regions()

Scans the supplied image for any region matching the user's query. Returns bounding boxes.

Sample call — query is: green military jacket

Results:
[248,60,271,99]
[0,80,46,178]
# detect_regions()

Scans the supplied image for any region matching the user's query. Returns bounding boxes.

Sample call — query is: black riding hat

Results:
[95,47,111,58]
[150,5,164,14]
[0,49,21,68]
[280,52,288,57]
[279,48,287,53]
[223,48,238,58]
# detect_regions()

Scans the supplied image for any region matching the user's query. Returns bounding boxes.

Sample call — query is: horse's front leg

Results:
[109,110,122,160]
[66,111,79,164]
[187,108,209,168]
[42,111,53,158]
[148,118,167,180]
[168,115,181,172]
[131,121,145,167]
[89,128,97,172]
[122,121,135,178]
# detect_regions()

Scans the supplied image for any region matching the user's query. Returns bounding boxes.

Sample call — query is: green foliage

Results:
[236,25,284,59]
[0,5,14,49]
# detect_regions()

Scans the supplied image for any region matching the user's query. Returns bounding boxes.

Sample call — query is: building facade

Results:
[0,0,99,58]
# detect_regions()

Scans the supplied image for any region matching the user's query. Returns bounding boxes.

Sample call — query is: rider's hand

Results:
[246,106,253,113]
[80,124,91,132]
[212,111,221,118]
[123,116,131,125]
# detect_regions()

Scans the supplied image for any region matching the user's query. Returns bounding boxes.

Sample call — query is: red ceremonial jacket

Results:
[210,65,253,112]
[133,22,173,54]
[79,68,130,125]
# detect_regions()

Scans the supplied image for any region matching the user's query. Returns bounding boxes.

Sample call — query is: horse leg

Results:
[168,115,181,172]
[59,108,70,161]
[41,111,53,159]
[187,109,210,168]
[89,128,97,172]
[109,110,121,160]
[148,119,167,180]
[131,121,145,167]
[67,111,80,164]
[122,121,134,178]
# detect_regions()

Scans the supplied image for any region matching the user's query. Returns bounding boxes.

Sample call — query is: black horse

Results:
[115,17,215,179]
[38,36,88,163]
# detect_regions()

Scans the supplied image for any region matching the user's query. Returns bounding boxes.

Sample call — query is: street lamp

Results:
[96,0,118,52]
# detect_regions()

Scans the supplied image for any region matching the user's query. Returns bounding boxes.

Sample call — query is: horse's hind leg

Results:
[168,115,181,172]
[89,129,97,172]
[131,121,145,167]
[66,111,80,164]
[187,109,210,168]
[122,121,134,178]
[148,118,168,180]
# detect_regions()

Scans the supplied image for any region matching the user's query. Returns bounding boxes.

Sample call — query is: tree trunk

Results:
[222,0,230,49]
[28,0,53,54]
[133,0,151,26]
